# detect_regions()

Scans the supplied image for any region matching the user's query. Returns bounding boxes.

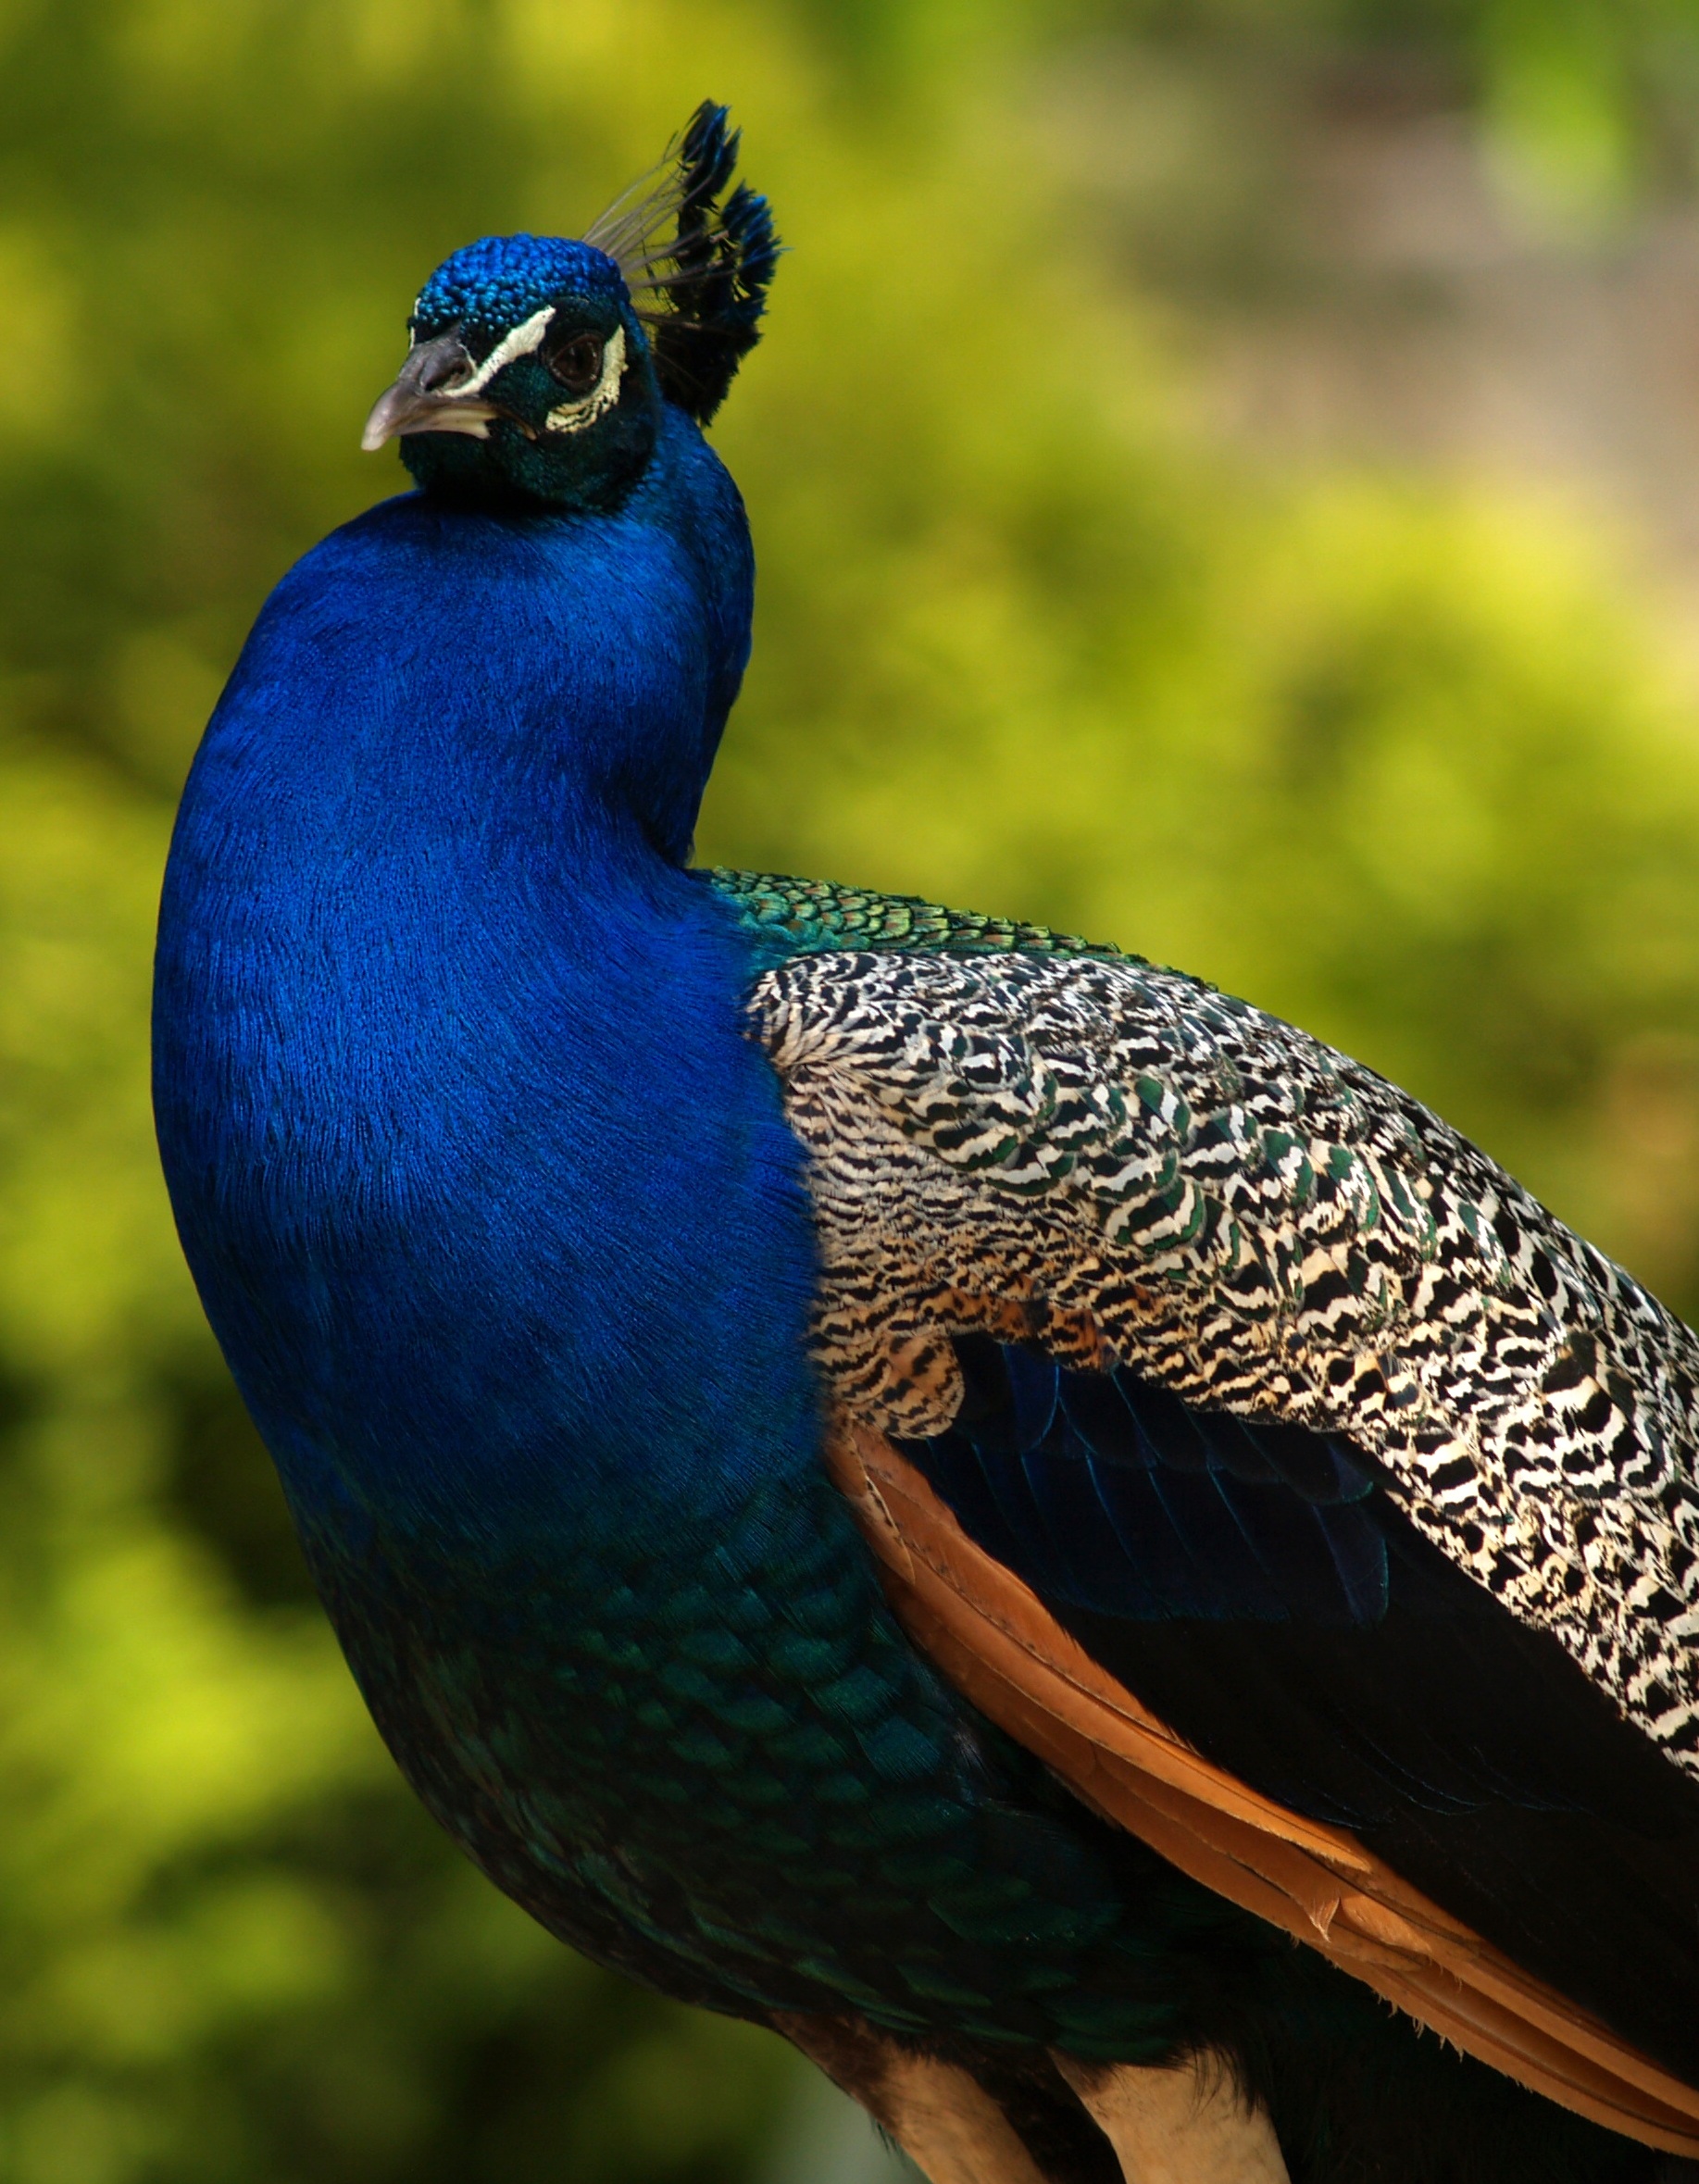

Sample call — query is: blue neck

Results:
[153,416,823,1558]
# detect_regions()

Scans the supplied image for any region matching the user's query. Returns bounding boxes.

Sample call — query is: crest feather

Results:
[584,101,780,423]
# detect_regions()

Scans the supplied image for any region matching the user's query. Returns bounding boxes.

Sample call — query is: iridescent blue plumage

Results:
[413,233,629,331]
[152,109,1699,2184]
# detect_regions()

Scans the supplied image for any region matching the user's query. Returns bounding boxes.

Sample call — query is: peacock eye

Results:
[545,331,606,398]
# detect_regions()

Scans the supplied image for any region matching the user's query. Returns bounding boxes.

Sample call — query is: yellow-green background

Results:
[6,2,1699,2178]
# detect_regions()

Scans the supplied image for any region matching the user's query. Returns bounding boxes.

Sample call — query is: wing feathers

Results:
[827,1419,1699,2156]
[751,943,1699,1767]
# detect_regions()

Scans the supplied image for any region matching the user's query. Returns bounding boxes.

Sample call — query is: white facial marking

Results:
[543,321,627,435]
[452,304,557,396]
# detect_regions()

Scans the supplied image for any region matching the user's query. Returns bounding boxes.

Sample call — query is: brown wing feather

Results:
[825,1418,1699,2159]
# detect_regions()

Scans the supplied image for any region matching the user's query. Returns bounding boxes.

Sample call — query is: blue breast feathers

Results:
[152,406,821,1553]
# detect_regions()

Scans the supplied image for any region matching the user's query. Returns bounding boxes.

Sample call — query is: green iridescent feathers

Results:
[705,867,1131,964]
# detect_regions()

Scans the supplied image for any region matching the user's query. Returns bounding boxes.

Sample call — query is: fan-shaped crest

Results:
[584,102,780,424]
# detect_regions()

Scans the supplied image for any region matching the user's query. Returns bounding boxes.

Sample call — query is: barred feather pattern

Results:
[743,943,1699,1773]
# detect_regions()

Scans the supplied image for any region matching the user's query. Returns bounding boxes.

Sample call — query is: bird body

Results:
[152,108,1699,2184]
[152,459,1257,2056]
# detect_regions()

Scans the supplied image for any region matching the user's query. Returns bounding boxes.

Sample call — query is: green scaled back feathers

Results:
[704,868,1135,965]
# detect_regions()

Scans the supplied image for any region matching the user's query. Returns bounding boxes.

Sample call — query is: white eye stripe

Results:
[449,305,558,395]
[544,320,628,435]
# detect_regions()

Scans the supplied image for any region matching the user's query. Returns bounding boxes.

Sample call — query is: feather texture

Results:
[584,101,779,421]
[707,866,1699,2155]
[826,1420,1699,2156]
[733,934,1699,1777]
[147,151,1699,2178]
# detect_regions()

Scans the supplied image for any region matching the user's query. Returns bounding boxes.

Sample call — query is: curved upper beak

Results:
[361,330,502,452]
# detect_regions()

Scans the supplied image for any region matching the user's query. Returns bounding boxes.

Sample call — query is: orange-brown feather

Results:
[825,1417,1699,2159]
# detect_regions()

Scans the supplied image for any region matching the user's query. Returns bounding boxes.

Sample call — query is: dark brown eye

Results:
[545,331,605,397]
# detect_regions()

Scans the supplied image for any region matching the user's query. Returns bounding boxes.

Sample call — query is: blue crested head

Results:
[411,234,631,336]
[365,103,779,514]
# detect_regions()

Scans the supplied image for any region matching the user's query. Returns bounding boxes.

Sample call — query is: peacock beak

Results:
[360,330,502,451]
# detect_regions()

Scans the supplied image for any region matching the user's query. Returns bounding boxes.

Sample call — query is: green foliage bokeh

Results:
[6,0,1699,2178]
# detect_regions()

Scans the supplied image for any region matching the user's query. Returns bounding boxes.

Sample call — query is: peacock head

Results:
[361,102,778,514]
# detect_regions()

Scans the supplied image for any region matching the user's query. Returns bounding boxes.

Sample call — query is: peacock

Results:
[151,105,1699,2184]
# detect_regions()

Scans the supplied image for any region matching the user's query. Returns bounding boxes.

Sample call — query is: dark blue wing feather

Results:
[905,1335,1383,1629]
[888,1332,1699,2085]
[1088,1459,1226,1619]
[1019,1444,1167,1618]
[1004,1345,1059,1452]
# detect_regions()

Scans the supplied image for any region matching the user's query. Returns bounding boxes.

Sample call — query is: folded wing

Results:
[731,915,1699,2153]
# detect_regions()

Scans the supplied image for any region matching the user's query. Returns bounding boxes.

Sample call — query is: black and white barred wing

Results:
[743,930,1699,2146]
[749,946,1699,1770]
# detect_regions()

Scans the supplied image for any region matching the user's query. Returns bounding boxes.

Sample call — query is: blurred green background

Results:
[8,0,1699,2178]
